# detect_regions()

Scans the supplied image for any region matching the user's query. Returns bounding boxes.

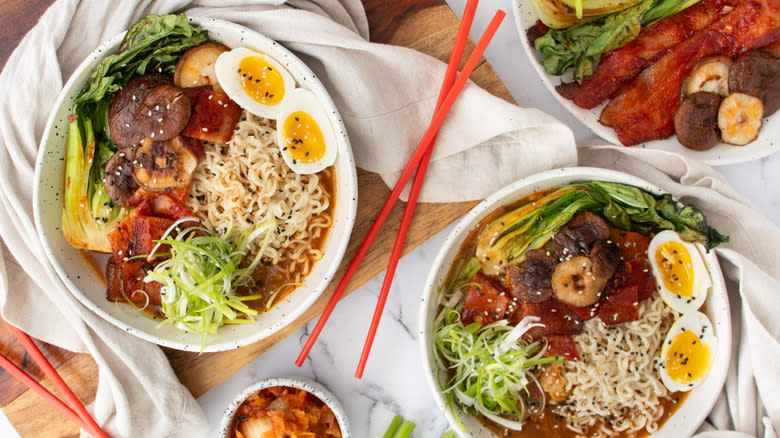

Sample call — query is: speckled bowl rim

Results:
[217,376,351,438]
[32,17,358,352]
[418,167,731,438]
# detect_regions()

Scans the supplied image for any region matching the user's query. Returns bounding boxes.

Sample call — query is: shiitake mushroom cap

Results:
[729,50,780,116]
[103,147,139,207]
[108,74,172,147]
[134,84,191,141]
[674,91,722,151]
[132,136,197,191]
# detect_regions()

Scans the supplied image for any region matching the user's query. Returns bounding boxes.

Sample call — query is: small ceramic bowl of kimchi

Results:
[218,376,350,438]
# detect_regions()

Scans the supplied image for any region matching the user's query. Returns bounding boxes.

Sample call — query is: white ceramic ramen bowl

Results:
[33,17,358,352]
[217,376,351,438]
[419,167,731,438]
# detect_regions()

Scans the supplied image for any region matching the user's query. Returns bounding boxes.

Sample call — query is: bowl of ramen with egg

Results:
[33,14,357,351]
[419,167,731,438]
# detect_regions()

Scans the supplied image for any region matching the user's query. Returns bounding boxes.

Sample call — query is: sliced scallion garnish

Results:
[144,219,275,351]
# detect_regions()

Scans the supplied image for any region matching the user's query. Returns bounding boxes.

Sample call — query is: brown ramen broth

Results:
[243,168,335,310]
[439,187,687,438]
[477,392,688,438]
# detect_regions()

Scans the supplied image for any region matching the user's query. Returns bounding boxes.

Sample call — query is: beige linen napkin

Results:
[0,0,574,437]
[580,146,780,438]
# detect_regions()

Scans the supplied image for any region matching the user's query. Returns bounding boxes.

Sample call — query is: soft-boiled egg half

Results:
[276,88,338,174]
[659,311,717,392]
[648,230,711,314]
[215,47,294,119]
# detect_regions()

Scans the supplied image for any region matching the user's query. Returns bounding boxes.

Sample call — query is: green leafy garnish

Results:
[433,308,559,431]
[432,257,559,431]
[144,219,275,351]
[534,0,700,82]
[63,14,207,252]
[476,181,727,275]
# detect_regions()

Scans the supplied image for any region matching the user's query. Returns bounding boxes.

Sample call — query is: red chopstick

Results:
[355,1,500,378]
[0,318,109,438]
[295,4,506,368]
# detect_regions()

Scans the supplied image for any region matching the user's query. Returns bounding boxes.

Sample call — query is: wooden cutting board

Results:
[0,1,513,436]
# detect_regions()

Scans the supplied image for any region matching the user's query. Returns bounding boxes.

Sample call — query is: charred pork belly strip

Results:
[556,0,739,109]
[600,0,780,146]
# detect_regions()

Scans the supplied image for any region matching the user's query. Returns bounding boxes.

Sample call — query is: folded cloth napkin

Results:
[0,0,574,437]
[4,1,776,437]
[579,146,780,438]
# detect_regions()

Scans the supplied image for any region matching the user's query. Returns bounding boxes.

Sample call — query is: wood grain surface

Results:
[0,0,513,436]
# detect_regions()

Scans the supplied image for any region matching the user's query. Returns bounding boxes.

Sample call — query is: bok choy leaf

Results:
[62,14,207,252]
[476,181,727,275]
[534,0,701,82]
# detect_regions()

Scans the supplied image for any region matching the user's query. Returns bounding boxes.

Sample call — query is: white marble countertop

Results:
[195,1,780,437]
[2,0,778,437]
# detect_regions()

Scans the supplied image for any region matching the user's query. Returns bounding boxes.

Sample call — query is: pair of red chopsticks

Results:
[0,317,108,438]
[296,0,506,378]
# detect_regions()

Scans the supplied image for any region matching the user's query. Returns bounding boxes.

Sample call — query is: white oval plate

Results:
[218,376,351,438]
[419,167,731,438]
[33,17,358,352]
[512,0,779,165]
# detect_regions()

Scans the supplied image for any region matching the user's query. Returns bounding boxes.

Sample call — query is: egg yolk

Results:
[664,328,711,386]
[237,56,286,106]
[655,241,695,298]
[282,111,326,164]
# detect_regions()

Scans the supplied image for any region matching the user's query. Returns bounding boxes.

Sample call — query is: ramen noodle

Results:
[554,293,678,437]
[186,112,334,287]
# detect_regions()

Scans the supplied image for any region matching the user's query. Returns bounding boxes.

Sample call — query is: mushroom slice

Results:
[504,249,557,302]
[174,42,229,91]
[551,256,608,307]
[134,85,191,141]
[132,136,197,191]
[590,239,620,279]
[682,56,732,97]
[103,147,139,207]
[718,92,764,146]
[729,50,780,116]
[674,92,722,151]
[552,211,610,258]
[108,74,172,147]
